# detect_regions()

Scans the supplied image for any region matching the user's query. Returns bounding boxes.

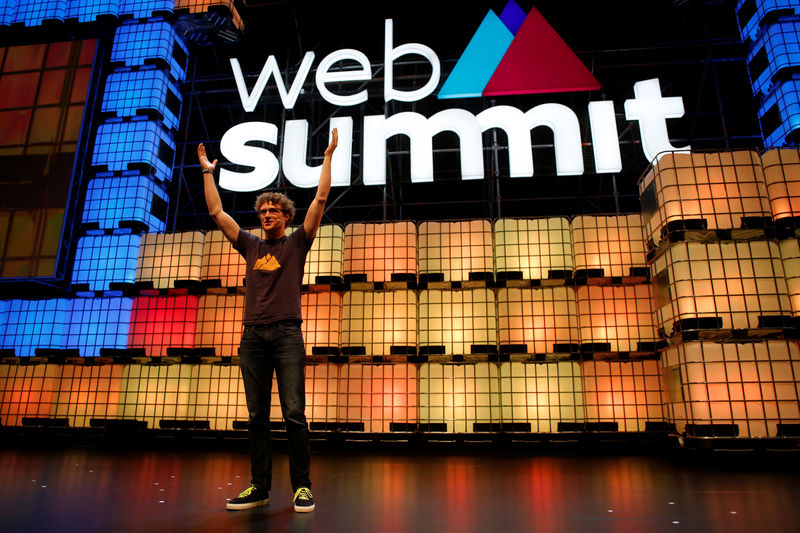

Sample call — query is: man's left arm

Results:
[303,128,338,241]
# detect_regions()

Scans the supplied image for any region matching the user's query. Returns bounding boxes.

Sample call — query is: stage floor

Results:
[2,445,799,533]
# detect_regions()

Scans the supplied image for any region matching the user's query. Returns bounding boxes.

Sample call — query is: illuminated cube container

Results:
[342,291,417,356]
[494,218,572,280]
[92,118,176,183]
[576,285,658,353]
[194,294,244,357]
[302,224,344,285]
[779,238,800,316]
[343,222,416,283]
[747,20,800,99]
[127,295,199,357]
[737,0,800,43]
[496,361,584,433]
[639,151,769,246]
[338,363,418,432]
[651,241,791,333]
[102,67,182,131]
[305,363,339,426]
[66,297,133,357]
[571,215,647,277]
[418,363,500,433]
[52,364,126,428]
[661,340,800,437]
[418,220,493,282]
[83,173,169,232]
[0,363,60,426]
[759,80,800,149]
[136,231,204,289]
[111,19,188,81]
[1,1,16,26]
[66,0,121,23]
[761,148,800,221]
[12,0,66,26]
[192,364,248,430]
[1,299,70,356]
[118,364,196,428]
[581,360,665,432]
[0,300,7,339]
[174,0,245,31]
[497,287,578,354]
[302,292,342,356]
[200,229,246,287]
[419,289,496,356]
[71,232,142,291]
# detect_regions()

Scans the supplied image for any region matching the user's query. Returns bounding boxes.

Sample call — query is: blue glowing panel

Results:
[83,173,169,232]
[748,20,800,98]
[102,67,182,130]
[759,79,800,147]
[71,232,143,291]
[499,0,526,35]
[119,0,175,19]
[92,118,176,183]
[111,19,189,82]
[1,299,70,357]
[1,0,18,26]
[737,0,800,42]
[66,297,133,356]
[438,10,514,99]
[0,300,8,343]
[11,0,67,26]
[65,0,121,23]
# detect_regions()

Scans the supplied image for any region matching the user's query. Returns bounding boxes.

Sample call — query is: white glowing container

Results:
[778,238,800,317]
[576,285,658,352]
[343,222,417,282]
[303,224,345,285]
[418,362,499,433]
[192,364,248,430]
[571,214,647,277]
[761,148,800,221]
[418,220,493,282]
[136,231,204,288]
[341,290,417,356]
[419,289,496,356]
[494,218,572,280]
[661,340,800,438]
[497,287,578,354]
[338,363,418,432]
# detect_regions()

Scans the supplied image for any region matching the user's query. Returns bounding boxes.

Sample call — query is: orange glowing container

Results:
[200,229,246,288]
[418,362,499,433]
[0,363,59,426]
[136,231,204,289]
[660,340,800,438]
[418,220,493,282]
[497,361,583,432]
[338,363,418,432]
[761,148,800,221]
[341,290,416,356]
[174,0,244,30]
[195,294,244,357]
[302,292,343,356]
[580,360,665,432]
[651,241,791,334]
[575,285,658,353]
[779,238,800,317]
[639,151,770,246]
[494,217,572,280]
[497,287,578,354]
[267,362,339,426]
[52,364,125,428]
[419,289,496,356]
[571,214,647,277]
[343,222,416,282]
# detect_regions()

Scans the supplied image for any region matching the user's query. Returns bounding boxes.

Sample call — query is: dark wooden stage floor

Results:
[2,444,799,533]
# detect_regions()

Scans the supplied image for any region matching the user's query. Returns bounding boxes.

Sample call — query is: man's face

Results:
[257,200,290,236]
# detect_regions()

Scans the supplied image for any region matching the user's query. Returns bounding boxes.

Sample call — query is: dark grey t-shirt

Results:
[233,226,313,325]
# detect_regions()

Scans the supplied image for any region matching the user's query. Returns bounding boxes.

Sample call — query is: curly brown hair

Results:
[254,192,296,224]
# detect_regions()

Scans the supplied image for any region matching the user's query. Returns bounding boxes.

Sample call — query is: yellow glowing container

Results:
[118,364,196,428]
[571,214,647,277]
[174,0,244,30]
[200,229,246,288]
[497,287,578,354]
[136,231,204,289]
[661,340,800,438]
[0,363,59,426]
[418,220,493,282]
[338,363,418,432]
[303,224,345,285]
[195,294,245,357]
[651,241,791,333]
[302,292,343,356]
[576,285,658,352]
[52,364,125,428]
[418,362,500,433]
[341,290,416,356]
[761,148,800,221]
[639,151,769,246]
[494,218,572,280]
[497,361,584,432]
[343,222,416,282]
[419,289,496,356]
[580,360,665,432]
[779,238,800,317]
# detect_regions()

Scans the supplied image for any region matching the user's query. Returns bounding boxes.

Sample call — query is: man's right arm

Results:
[198,143,240,244]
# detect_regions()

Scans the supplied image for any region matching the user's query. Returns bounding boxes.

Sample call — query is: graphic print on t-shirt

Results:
[254,253,281,271]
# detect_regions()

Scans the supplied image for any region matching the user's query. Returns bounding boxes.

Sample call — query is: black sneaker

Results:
[293,487,315,512]
[226,485,269,510]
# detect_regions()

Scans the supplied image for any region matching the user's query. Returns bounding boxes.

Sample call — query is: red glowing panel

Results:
[128,296,200,357]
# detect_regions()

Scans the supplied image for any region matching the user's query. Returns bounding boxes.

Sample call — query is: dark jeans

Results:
[239,322,310,492]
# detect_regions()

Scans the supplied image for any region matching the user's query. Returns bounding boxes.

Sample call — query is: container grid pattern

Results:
[571,215,647,277]
[497,287,578,354]
[66,0,121,23]
[0,299,71,357]
[759,79,800,148]
[194,294,244,357]
[737,0,800,42]
[418,220,493,282]
[127,295,199,357]
[135,231,204,289]
[342,291,417,356]
[12,0,66,27]
[748,20,800,98]
[111,19,187,83]
[494,218,572,280]
[92,119,176,183]
[762,148,800,220]
[71,233,142,291]
[419,289,497,356]
[338,363,418,432]
[576,285,658,353]
[102,68,182,131]
[302,292,342,356]
[83,173,168,232]
[66,297,134,357]
[343,222,416,282]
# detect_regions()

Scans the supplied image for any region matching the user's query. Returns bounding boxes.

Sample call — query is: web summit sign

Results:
[219,3,689,192]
